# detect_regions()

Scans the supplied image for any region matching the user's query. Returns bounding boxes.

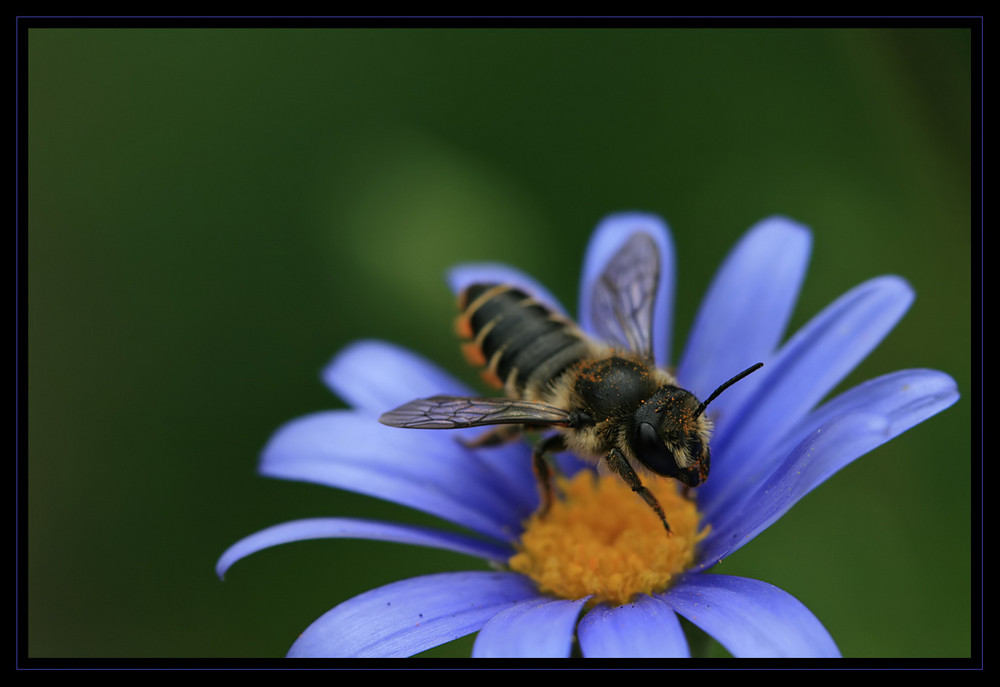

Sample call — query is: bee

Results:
[379,231,762,533]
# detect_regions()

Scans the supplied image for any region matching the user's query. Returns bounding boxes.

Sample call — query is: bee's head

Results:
[631,387,711,486]
[631,362,764,487]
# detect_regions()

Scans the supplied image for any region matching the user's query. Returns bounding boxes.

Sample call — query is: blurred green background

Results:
[26,26,974,660]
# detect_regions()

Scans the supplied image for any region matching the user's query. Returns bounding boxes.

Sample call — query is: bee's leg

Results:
[531,433,567,518]
[605,448,671,534]
[458,424,522,449]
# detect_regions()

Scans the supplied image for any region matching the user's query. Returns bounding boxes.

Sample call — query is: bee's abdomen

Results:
[456,284,591,396]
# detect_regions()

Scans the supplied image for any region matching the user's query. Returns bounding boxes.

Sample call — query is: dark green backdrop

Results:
[26,25,974,659]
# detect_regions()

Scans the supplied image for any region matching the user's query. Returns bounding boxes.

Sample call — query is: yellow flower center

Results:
[508,471,707,607]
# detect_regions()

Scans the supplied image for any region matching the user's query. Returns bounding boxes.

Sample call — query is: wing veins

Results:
[379,395,572,430]
[590,232,660,360]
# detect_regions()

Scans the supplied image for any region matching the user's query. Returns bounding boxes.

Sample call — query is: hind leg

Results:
[458,424,522,448]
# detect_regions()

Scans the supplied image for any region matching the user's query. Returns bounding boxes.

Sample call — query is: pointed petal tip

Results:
[744,215,814,260]
[841,274,915,319]
[751,214,812,236]
[588,212,672,251]
[595,211,669,231]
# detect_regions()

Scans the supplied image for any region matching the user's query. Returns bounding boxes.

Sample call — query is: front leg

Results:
[531,433,567,518]
[604,447,672,534]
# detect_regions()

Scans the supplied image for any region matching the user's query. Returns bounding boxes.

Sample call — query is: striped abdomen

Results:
[455,284,594,398]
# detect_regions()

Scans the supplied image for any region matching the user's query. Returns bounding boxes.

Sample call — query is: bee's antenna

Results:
[694,362,764,419]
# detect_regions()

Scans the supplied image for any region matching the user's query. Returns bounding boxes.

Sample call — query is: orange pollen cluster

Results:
[508,471,707,607]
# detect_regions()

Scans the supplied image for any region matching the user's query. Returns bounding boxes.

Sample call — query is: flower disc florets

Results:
[508,472,707,607]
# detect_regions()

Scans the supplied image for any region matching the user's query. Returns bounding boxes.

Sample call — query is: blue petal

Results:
[677,216,811,418]
[704,370,959,540]
[699,413,887,567]
[259,410,533,540]
[216,517,514,579]
[577,213,675,366]
[702,275,914,506]
[322,339,473,415]
[323,341,545,513]
[447,262,568,315]
[472,595,590,658]
[286,571,541,657]
[577,595,690,658]
[697,369,959,566]
[660,574,840,658]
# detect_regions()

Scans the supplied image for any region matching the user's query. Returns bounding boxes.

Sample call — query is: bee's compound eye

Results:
[635,422,679,478]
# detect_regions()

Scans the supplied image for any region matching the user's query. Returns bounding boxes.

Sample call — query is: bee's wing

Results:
[379,395,572,430]
[589,232,659,361]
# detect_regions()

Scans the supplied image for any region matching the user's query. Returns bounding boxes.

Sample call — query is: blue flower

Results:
[218,214,959,658]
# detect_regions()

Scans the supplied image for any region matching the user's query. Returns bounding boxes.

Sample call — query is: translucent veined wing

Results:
[379,395,572,430]
[589,232,660,361]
